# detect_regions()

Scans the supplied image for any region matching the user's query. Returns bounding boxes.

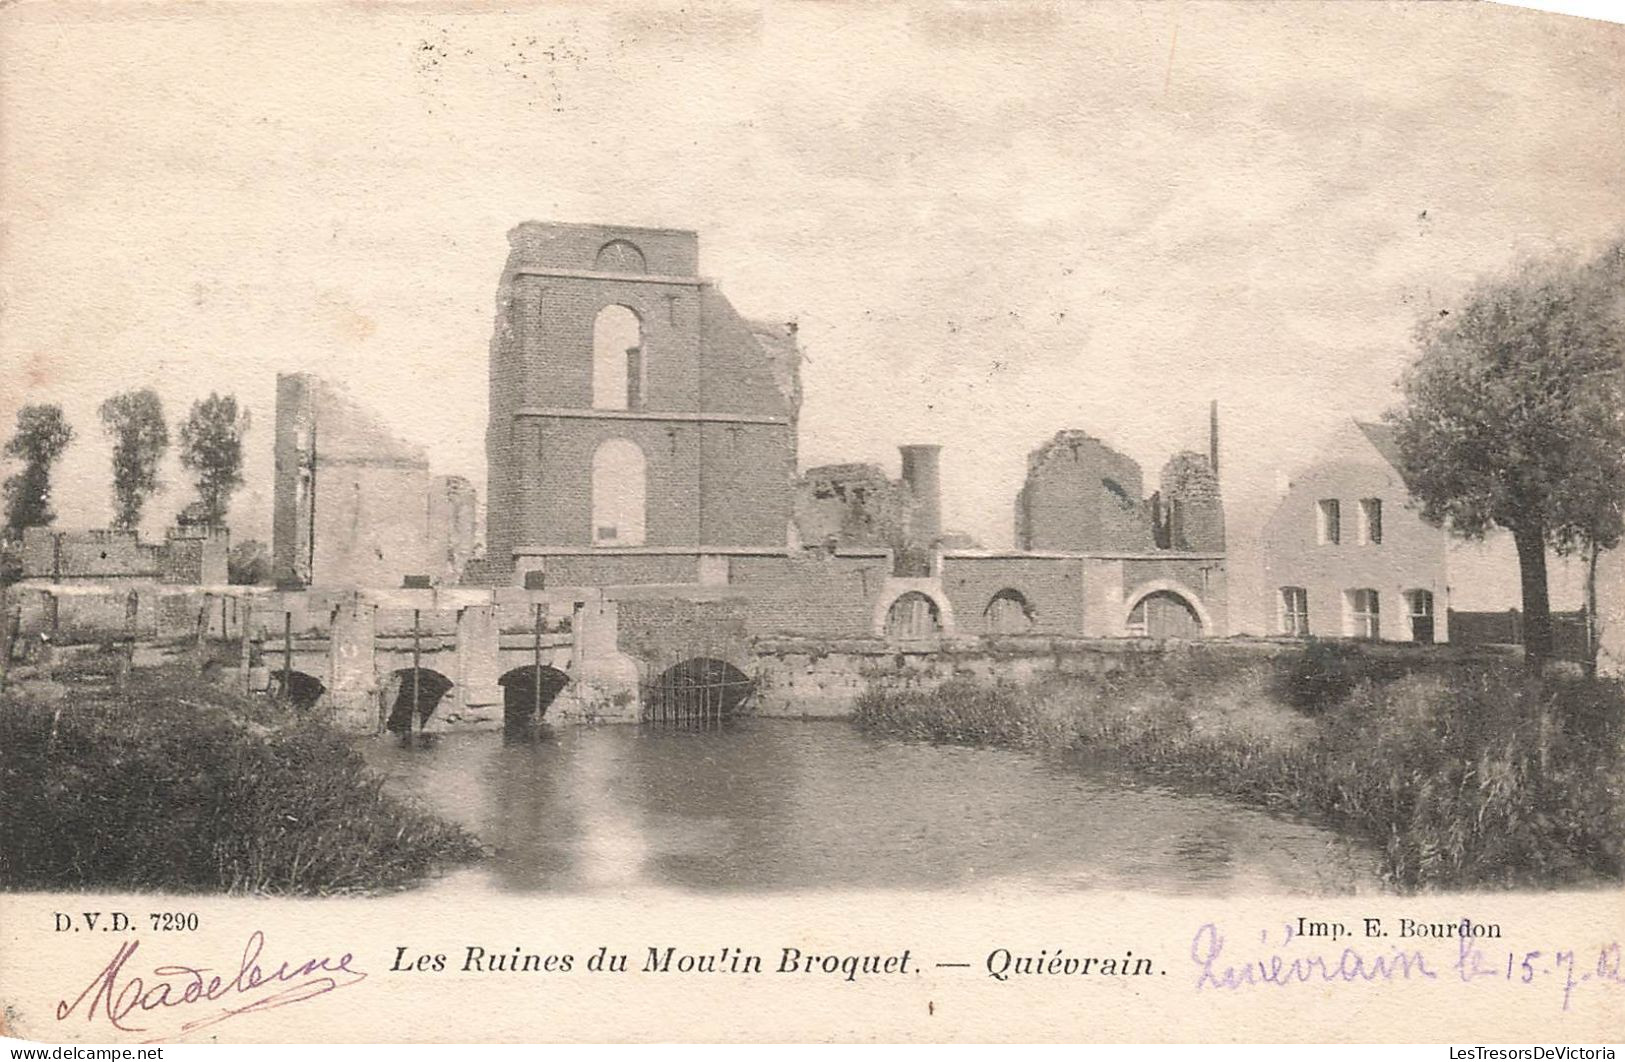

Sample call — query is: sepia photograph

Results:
[1,0,1622,1045]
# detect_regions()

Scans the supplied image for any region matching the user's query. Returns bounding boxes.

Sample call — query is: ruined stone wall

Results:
[161,529,229,586]
[486,222,798,569]
[1015,432,1157,552]
[21,528,160,581]
[747,636,1156,718]
[1158,451,1226,552]
[939,555,1087,635]
[273,373,436,588]
[428,475,478,585]
[792,463,915,549]
[505,221,700,277]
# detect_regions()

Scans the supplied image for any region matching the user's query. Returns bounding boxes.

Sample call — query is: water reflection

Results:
[362,719,1377,895]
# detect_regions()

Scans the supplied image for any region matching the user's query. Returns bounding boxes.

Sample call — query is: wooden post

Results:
[240,599,253,694]
[123,589,139,690]
[533,603,543,726]
[412,608,422,734]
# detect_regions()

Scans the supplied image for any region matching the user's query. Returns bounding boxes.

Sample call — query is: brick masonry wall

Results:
[488,223,797,567]
[1018,435,1157,552]
[939,556,1087,635]
[506,222,700,277]
[614,596,751,676]
[1120,556,1229,637]
[730,553,890,637]
[21,528,159,581]
[539,554,698,586]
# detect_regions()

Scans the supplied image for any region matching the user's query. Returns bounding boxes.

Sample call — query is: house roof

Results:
[1355,420,1406,479]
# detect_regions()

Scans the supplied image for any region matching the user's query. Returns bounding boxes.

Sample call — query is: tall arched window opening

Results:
[592,305,643,411]
[592,439,646,546]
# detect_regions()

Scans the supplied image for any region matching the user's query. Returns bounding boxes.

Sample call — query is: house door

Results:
[1408,590,1435,645]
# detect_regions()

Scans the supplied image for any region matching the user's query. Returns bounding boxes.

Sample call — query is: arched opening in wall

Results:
[592,304,644,410]
[642,658,753,727]
[385,667,455,733]
[594,239,647,275]
[1126,590,1202,639]
[984,588,1034,634]
[269,670,325,710]
[500,665,570,731]
[885,591,942,641]
[591,439,646,546]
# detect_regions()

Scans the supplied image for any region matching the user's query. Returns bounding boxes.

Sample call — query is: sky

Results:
[2,1,1622,567]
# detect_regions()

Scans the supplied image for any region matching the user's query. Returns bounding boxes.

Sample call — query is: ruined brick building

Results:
[271,373,476,589]
[464,221,1228,641]
[482,222,803,583]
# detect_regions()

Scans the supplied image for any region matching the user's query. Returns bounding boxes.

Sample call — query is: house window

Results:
[1359,498,1383,545]
[591,439,646,546]
[1317,500,1341,545]
[1407,589,1435,644]
[1280,586,1309,637]
[1345,588,1380,640]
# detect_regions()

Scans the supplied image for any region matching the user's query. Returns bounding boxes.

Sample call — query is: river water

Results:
[363,719,1378,895]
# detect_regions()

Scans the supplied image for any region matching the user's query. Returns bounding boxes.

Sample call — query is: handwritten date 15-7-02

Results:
[54,913,201,934]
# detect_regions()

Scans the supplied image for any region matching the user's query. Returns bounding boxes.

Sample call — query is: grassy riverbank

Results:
[855,645,1625,891]
[0,658,482,895]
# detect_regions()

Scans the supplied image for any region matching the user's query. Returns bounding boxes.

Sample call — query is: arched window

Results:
[592,439,646,546]
[594,239,647,274]
[985,588,1034,634]
[885,591,942,640]
[592,305,643,410]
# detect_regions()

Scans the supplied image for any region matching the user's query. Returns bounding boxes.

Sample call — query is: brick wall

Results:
[486,222,798,567]
[939,556,1087,635]
[506,221,700,277]
[729,552,889,637]
[1121,556,1229,637]
[21,528,159,581]
[1016,432,1157,552]
[538,553,698,586]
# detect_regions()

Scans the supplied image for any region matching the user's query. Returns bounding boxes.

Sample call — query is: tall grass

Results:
[0,661,482,895]
[855,646,1625,891]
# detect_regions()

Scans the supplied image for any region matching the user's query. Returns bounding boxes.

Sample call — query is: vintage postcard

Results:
[2,0,1623,1046]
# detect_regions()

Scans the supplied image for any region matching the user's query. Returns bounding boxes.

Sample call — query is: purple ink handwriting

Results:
[1192,922,1625,1012]
[55,930,366,1041]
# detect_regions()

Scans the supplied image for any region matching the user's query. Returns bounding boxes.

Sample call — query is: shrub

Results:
[0,665,481,894]
[855,653,1625,891]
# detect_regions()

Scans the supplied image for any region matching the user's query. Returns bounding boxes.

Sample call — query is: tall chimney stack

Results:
[1209,399,1220,480]
[899,444,943,547]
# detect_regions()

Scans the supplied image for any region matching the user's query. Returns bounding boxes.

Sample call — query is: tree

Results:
[99,389,169,532]
[177,394,249,530]
[1386,242,1625,667]
[2,404,74,537]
